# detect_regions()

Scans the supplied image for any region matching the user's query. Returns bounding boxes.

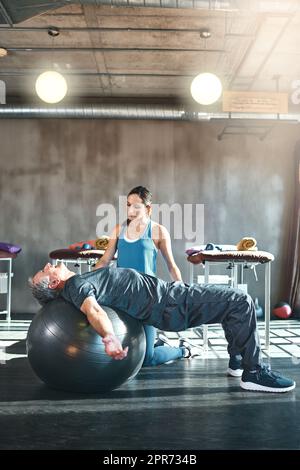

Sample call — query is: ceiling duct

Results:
[0,104,187,120]
[1,1,300,26]
[0,104,300,123]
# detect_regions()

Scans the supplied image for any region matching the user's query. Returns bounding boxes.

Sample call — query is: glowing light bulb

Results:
[35,71,67,104]
[190,72,222,105]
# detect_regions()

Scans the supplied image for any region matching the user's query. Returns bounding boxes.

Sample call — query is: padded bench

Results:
[49,249,105,274]
[49,249,116,274]
[187,250,274,351]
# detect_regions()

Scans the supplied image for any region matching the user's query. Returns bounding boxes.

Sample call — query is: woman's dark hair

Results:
[127,186,152,206]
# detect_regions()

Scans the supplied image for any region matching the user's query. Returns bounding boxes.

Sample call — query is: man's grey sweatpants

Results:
[159,283,261,371]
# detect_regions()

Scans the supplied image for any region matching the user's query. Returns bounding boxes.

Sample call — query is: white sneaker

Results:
[227,356,243,377]
[155,332,173,347]
[179,338,204,358]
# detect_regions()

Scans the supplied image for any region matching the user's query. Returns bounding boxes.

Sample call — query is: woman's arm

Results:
[94,225,121,269]
[156,224,182,282]
[80,296,128,360]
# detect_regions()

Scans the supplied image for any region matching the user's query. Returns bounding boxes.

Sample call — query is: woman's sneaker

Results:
[179,338,203,358]
[227,355,243,377]
[240,365,296,393]
[154,332,173,348]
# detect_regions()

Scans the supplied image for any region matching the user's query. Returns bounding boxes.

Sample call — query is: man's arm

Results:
[80,296,128,360]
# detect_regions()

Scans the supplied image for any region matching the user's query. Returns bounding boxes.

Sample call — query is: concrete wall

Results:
[0,118,297,314]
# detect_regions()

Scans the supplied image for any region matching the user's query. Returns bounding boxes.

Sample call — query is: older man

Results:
[30,262,296,393]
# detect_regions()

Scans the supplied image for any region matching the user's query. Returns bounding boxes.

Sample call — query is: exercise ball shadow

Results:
[26,298,146,393]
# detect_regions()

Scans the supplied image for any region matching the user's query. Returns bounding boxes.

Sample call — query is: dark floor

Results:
[0,319,300,450]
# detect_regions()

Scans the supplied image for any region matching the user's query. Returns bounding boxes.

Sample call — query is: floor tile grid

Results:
[1,319,300,361]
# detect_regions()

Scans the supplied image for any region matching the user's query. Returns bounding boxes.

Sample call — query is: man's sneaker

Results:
[179,338,203,358]
[240,365,296,393]
[227,355,243,377]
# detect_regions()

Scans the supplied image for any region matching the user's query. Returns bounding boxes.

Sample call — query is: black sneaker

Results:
[179,338,203,358]
[227,355,243,377]
[240,365,296,393]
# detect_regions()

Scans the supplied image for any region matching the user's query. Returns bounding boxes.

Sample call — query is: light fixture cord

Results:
[51,35,54,70]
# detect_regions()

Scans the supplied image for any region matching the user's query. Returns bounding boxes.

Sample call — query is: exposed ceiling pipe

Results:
[0,105,300,122]
[0,105,187,120]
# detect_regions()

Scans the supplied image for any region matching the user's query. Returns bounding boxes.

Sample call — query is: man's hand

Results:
[81,297,128,359]
[102,334,128,360]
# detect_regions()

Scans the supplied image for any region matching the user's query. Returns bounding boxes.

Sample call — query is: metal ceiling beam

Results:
[0,0,68,25]
[0,25,247,33]
[247,14,294,90]
[0,0,13,26]
[43,0,300,13]
[228,14,265,89]
[2,0,300,26]
[5,46,224,53]
[0,70,195,77]
[229,13,294,91]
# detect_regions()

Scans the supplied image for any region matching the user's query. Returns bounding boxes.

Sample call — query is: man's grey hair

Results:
[28,277,60,306]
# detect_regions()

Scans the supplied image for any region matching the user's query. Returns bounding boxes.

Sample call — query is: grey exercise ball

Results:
[26,298,146,393]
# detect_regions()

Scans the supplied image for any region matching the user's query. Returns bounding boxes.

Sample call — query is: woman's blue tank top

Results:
[117,220,157,276]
